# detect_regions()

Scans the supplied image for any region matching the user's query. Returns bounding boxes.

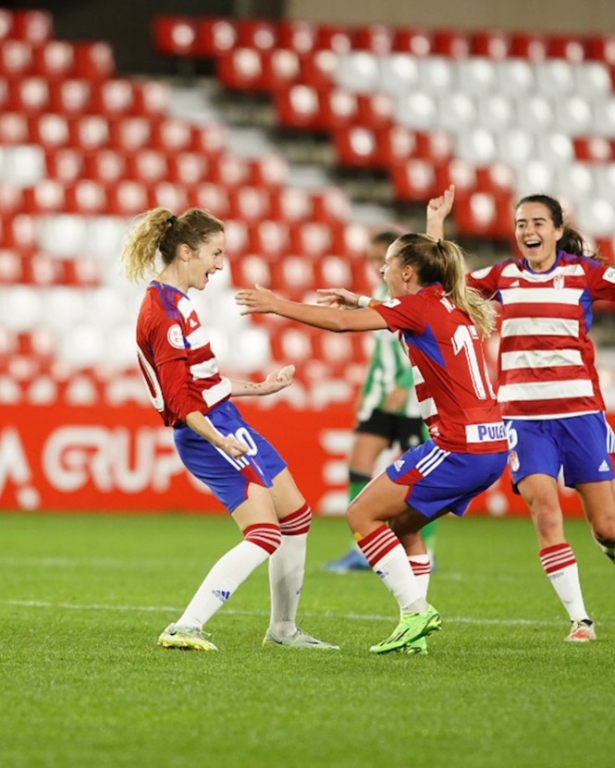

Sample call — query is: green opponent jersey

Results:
[357,284,423,422]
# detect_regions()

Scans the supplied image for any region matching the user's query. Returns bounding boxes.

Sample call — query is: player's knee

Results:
[243,522,282,554]
[279,503,312,535]
[592,523,615,549]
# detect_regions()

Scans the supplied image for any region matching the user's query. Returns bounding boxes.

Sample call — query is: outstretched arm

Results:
[230,365,295,397]
[426,184,455,240]
[235,285,388,333]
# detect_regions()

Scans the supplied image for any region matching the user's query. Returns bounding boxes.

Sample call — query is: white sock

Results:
[409,554,432,599]
[268,505,312,637]
[177,540,270,628]
[358,525,427,613]
[540,543,590,622]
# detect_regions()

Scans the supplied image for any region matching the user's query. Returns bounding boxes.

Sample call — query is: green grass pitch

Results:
[0,512,613,768]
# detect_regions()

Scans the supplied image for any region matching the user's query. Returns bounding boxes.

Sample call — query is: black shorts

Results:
[355,408,425,451]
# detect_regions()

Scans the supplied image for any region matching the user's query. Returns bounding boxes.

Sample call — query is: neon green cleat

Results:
[369,604,442,654]
[401,636,429,656]
[262,629,340,649]
[157,623,218,651]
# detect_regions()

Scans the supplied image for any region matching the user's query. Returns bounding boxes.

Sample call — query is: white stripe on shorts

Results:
[416,446,450,476]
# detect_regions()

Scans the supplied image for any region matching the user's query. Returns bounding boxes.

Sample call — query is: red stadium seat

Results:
[216,47,263,91]
[47,79,92,115]
[134,81,170,116]
[0,39,33,76]
[229,253,272,288]
[10,10,53,44]
[259,48,301,91]
[471,29,512,59]
[222,219,249,257]
[73,42,114,79]
[454,190,514,238]
[227,186,270,221]
[149,182,189,212]
[314,254,353,288]
[189,122,227,155]
[0,112,30,143]
[208,154,250,187]
[83,148,126,183]
[7,76,49,112]
[288,221,333,257]
[0,183,24,215]
[246,220,290,258]
[63,256,100,287]
[0,214,38,250]
[108,116,153,151]
[69,114,110,150]
[573,137,614,162]
[22,178,66,213]
[334,125,381,168]
[29,113,70,148]
[246,154,289,187]
[435,158,478,194]
[152,16,198,56]
[236,19,277,51]
[353,23,394,54]
[356,93,394,128]
[277,19,317,55]
[150,118,193,152]
[90,79,136,116]
[31,41,75,77]
[586,34,615,65]
[391,158,438,202]
[314,24,353,54]
[311,187,351,222]
[106,180,149,216]
[316,87,358,131]
[167,152,208,185]
[274,85,320,129]
[194,17,238,56]
[65,179,108,214]
[300,49,339,89]
[125,149,168,183]
[432,29,470,58]
[269,325,315,366]
[391,27,433,56]
[547,34,587,63]
[509,32,548,61]
[268,187,313,222]
[188,183,231,219]
[0,249,23,284]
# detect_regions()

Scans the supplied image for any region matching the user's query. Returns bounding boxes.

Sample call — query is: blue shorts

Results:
[505,412,615,489]
[173,400,287,513]
[385,439,508,518]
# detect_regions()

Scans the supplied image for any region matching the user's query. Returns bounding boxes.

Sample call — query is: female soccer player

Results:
[121,207,338,652]
[428,186,615,642]
[236,233,508,654]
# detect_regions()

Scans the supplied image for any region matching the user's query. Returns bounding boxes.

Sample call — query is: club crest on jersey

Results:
[553,274,565,290]
[603,267,615,284]
[508,451,520,472]
[167,324,184,349]
[383,298,401,308]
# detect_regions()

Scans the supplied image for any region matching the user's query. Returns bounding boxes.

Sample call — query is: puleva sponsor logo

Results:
[466,422,507,443]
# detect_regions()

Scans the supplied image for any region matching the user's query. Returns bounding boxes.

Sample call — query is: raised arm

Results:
[235,285,388,333]
[426,184,455,240]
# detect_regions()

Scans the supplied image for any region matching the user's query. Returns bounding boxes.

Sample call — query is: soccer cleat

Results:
[401,637,429,656]
[565,619,596,643]
[262,628,340,649]
[325,548,370,573]
[369,604,442,654]
[157,623,218,651]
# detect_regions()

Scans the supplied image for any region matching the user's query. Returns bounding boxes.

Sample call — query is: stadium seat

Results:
[236,19,277,50]
[573,136,613,162]
[435,157,478,193]
[432,29,470,58]
[227,186,270,221]
[64,179,108,214]
[391,158,438,201]
[300,49,339,89]
[476,94,515,133]
[47,79,92,115]
[229,253,272,288]
[149,181,188,212]
[188,182,230,218]
[353,23,394,55]
[576,198,615,237]
[216,47,263,91]
[269,325,315,366]
[314,24,353,54]
[246,154,288,187]
[125,149,168,183]
[259,48,300,92]
[312,187,351,222]
[378,53,421,94]
[495,58,536,97]
[106,180,149,216]
[0,112,29,144]
[509,32,548,61]
[69,114,110,151]
[0,39,33,76]
[535,59,576,97]
[554,95,594,136]
[2,144,45,186]
[108,116,152,151]
[38,214,87,256]
[0,284,44,330]
[194,17,238,56]
[471,29,512,59]
[547,34,587,63]
[394,90,437,130]
[7,76,49,112]
[335,51,381,93]
[208,154,250,187]
[437,92,477,132]
[10,9,53,44]
[419,56,455,93]
[0,248,23,284]
[455,126,497,165]
[152,15,198,56]
[246,220,290,258]
[268,186,312,221]
[275,84,320,129]
[586,33,615,65]
[456,57,498,94]
[31,40,75,78]
[288,221,333,257]
[277,19,317,54]
[516,94,554,132]
[73,42,115,79]
[392,27,434,56]
[334,125,381,168]
[83,148,126,183]
[22,178,66,213]
[90,79,136,116]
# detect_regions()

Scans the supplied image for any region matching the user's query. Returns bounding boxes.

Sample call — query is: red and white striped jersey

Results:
[373,284,507,454]
[467,252,615,419]
[136,281,231,426]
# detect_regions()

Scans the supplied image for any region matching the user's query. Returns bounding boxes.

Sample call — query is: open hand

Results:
[262,365,295,394]
[235,284,280,315]
[427,184,455,224]
[316,287,360,309]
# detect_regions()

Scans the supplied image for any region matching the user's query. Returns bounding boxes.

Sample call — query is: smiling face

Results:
[182,231,226,292]
[381,244,421,298]
[514,201,564,273]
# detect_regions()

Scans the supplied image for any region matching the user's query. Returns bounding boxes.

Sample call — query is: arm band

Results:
[357,295,371,308]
